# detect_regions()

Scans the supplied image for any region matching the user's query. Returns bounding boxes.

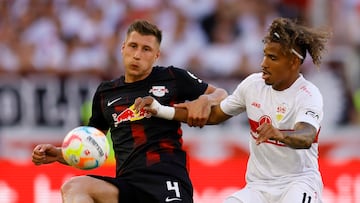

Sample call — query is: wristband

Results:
[149,99,175,120]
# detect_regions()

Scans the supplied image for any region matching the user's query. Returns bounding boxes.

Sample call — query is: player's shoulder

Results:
[231,72,264,95]
[295,75,322,98]
[152,65,186,75]
[150,65,194,80]
[95,77,124,92]
[245,72,263,81]
[240,72,264,86]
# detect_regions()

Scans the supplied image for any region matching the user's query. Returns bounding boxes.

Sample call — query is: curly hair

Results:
[263,17,331,67]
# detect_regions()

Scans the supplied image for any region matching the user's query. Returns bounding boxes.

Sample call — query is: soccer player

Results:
[31,20,227,203]
[136,17,331,203]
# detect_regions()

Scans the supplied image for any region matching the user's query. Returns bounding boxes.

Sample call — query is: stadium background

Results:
[1,0,360,202]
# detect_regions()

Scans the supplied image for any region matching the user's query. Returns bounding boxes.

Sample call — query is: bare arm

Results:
[255,122,317,149]
[135,96,232,126]
[32,144,68,166]
[135,84,228,127]
[172,84,228,127]
[206,104,233,125]
[161,103,232,125]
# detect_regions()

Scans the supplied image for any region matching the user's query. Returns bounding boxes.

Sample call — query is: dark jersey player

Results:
[31,20,227,203]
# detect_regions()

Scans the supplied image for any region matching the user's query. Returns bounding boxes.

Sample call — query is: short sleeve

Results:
[220,74,257,116]
[295,85,323,131]
[88,83,109,131]
[171,67,208,101]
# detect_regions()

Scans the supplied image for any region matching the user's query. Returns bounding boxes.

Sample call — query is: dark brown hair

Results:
[263,17,331,67]
[126,20,162,45]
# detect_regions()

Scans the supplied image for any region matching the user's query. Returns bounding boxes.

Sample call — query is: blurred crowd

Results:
[0,0,359,126]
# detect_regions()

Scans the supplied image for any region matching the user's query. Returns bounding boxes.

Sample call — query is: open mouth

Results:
[262,70,270,80]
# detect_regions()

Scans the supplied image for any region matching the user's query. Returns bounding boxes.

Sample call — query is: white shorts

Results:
[224,182,322,203]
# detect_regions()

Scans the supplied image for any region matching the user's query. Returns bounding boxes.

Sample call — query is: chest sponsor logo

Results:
[149,86,169,97]
[112,104,150,127]
[251,102,261,108]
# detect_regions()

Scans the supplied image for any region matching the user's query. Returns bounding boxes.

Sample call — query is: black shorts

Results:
[89,164,193,203]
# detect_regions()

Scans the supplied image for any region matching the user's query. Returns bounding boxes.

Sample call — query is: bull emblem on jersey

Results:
[149,86,169,97]
[112,104,150,127]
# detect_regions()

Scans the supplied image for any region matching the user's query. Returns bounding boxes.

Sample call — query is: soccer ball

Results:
[61,126,110,170]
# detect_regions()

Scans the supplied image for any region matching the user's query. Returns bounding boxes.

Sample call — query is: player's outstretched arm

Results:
[174,84,228,127]
[134,96,232,127]
[135,84,228,127]
[32,144,68,166]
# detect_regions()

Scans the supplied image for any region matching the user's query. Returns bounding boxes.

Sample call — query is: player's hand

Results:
[32,144,62,165]
[134,96,158,116]
[174,95,211,128]
[255,123,284,145]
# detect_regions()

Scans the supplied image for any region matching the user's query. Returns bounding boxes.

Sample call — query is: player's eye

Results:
[263,53,276,61]
[266,54,276,60]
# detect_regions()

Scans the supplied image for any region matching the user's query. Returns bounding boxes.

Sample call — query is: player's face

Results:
[261,42,299,91]
[121,31,160,83]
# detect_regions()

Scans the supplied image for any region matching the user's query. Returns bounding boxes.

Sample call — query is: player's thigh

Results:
[224,187,267,203]
[281,182,321,203]
[62,175,118,202]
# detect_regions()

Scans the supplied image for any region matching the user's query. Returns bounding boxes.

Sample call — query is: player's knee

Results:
[61,176,84,197]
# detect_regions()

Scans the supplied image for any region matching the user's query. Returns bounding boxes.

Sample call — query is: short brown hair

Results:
[126,20,162,45]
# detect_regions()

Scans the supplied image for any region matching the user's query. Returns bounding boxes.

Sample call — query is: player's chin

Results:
[264,79,272,86]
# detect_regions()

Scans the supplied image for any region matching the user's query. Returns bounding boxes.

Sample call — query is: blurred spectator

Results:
[0,21,20,74]
[303,45,358,130]
[19,0,65,73]
[0,0,359,127]
[344,0,360,99]
[57,0,88,40]
[193,0,245,79]
[236,0,279,76]
[157,4,207,69]
[170,0,217,20]
[277,0,310,20]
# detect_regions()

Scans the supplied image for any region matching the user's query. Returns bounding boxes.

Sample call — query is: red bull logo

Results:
[112,104,150,127]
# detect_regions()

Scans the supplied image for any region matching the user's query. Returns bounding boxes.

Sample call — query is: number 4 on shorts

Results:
[165,181,182,202]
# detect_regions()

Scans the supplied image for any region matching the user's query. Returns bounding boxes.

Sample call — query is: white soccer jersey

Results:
[220,72,323,194]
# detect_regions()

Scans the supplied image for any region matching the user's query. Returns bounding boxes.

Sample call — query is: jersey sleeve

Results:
[295,85,323,131]
[88,82,109,131]
[220,74,256,116]
[171,67,208,101]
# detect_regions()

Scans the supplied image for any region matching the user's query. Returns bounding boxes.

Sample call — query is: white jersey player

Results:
[136,17,331,203]
[219,72,323,203]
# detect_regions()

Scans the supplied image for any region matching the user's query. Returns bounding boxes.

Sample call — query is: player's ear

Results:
[289,54,300,66]
[121,42,125,53]
[155,51,160,60]
[294,56,302,66]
